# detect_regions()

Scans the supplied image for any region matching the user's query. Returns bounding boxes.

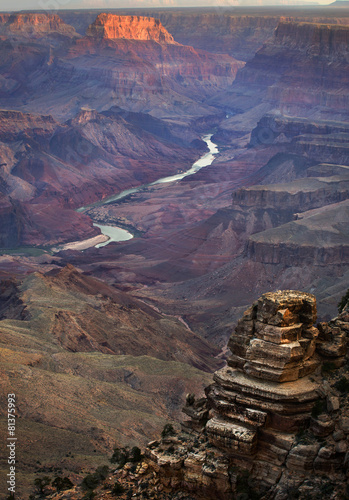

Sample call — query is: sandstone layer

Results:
[59,8,349,61]
[86,14,177,44]
[0,12,78,39]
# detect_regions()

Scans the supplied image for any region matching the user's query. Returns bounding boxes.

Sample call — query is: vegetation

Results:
[81,464,109,499]
[295,429,316,445]
[52,476,73,491]
[34,476,51,496]
[338,289,349,313]
[82,491,96,500]
[186,393,195,406]
[110,446,142,469]
[111,481,125,495]
[161,423,176,439]
[129,446,142,463]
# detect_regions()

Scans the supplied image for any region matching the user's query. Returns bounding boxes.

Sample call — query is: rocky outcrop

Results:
[119,291,349,500]
[250,114,349,165]
[0,13,78,38]
[86,14,177,44]
[247,199,349,266]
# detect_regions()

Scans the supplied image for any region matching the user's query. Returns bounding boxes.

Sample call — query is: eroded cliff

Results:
[86,14,177,44]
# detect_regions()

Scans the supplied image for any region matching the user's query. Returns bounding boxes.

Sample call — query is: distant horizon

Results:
[0,0,339,13]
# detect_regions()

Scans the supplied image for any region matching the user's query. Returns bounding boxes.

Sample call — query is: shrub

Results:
[161,423,175,439]
[130,446,142,463]
[110,447,128,468]
[322,361,337,374]
[111,482,125,495]
[94,465,109,481]
[186,393,195,406]
[236,471,261,500]
[52,476,73,491]
[82,490,96,500]
[81,473,99,491]
[34,476,51,495]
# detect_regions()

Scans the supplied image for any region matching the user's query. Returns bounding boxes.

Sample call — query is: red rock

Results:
[86,14,177,44]
[0,13,78,38]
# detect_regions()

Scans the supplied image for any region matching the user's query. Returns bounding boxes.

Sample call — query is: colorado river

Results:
[77,134,219,248]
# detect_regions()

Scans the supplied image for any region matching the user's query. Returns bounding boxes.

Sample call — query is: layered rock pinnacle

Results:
[86,14,177,44]
[205,291,320,457]
[141,291,349,499]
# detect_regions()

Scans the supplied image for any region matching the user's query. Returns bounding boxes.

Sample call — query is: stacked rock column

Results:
[205,291,322,486]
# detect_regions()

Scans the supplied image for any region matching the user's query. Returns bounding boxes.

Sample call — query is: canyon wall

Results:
[216,20,349,141]
[86,14,177,44]
[59,9,349,61]
[0,12,78,38]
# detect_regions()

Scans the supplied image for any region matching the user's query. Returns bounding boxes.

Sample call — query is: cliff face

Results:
[58,10,349,61]
[86,14,177,44]
[0,13,78,38]
[216,21,349,138]
[153,291,348,500]
[0,13,243,122]
[274,21,349,57]
[247,199,349,266]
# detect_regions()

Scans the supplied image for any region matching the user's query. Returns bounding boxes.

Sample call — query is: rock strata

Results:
[86,14,177,44]
[135,291,349,499]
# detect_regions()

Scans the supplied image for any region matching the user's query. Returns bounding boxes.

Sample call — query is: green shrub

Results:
[130,446,142,463]
[236,471,261,500]
[111,482,125,495]
[81,473,99,491]
[34,476,51,495]
[320,481,335,495]
[110,447,128,468]
[52,476,73,491]
[82,490,96,500]
[161,423,175,439]
[94,465,109,481]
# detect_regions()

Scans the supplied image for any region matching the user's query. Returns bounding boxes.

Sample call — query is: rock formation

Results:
[86,14,177,44]
[216,21,349,141]
[59,10,349,61]
[0,13,78,38]
[127,291,349,499]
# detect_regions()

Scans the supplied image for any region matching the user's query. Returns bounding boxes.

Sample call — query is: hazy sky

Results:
[0,0,334,11]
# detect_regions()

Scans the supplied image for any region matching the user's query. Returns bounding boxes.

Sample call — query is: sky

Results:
[0,0,335,11]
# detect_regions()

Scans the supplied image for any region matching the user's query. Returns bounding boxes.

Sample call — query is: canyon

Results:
[0,7,349,499]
